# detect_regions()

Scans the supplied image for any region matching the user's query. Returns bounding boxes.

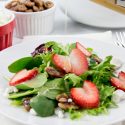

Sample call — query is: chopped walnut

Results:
[56,93,79,110]
[58,102,79,110]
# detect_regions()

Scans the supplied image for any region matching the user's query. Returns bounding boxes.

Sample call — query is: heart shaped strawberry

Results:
[70,80,99,108]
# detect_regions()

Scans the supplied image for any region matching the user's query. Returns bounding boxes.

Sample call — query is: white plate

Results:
[58,0,125,28]
[0,36,125,125]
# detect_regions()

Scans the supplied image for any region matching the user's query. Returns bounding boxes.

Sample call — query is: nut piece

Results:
[5,3,12,9]
[56,93,79,110]
[26,9,33,12]
[34,0,44,7]
[25,1,35,7]
[44,1,54,9]
[58,102,79,110]
[39,6,44,11]
[58,97,67,103]
[56,93,68,101]
[17,4,27,12]
[33,5,39,12]
[46,67,65,78]
[11,1,18,7]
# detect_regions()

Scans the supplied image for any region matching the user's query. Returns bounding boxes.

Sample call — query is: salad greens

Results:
[8,57,33,73]
[16,72,48,90]
[30,95,56,117]
[6,41,120,120]
[39,78,65,99]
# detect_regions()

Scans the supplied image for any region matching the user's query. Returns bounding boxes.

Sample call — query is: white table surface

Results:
[0,1,125,125]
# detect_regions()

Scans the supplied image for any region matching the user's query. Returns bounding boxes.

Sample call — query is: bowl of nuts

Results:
[5,0,56,38]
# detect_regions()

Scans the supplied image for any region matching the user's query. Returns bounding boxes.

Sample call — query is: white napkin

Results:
[22,31,113,44]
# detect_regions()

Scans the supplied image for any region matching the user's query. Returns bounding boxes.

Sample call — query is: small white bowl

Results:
[5,0,56,38]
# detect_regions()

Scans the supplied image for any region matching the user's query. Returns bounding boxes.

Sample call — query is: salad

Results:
[4,41,125,119]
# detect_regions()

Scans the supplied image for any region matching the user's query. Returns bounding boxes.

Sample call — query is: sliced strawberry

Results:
[118,71,125,81]
[70,80,99,108]
[70,48,88,76]
[76,42,92,57]
[9,69,38,86]
[111,77,125,91]
[52,54,71,73]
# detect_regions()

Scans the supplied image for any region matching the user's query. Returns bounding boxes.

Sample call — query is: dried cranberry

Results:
[23,98,31,111]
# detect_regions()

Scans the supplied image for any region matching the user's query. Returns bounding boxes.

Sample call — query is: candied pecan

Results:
[38,6,44,11]
[26,9,33,12]
[58,102,79,110]
[46,67,65,78]
[11,6,19,11]
[17,4,27,12]
[58,97,68,103]
[25,1,35,7]
[56,93,68,101]
[44,1,54,9]
[11,1,18,7]
[12,0,20,2]
[34,0,43,7]
[5,3,12,9]
[33,5,39,12]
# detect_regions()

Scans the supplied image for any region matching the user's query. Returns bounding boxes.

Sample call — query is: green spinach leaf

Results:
[8,89,38,99]
[39,78,65,99]
[8,57,33,73]
[16,72,48,90]
[30,95,55,117]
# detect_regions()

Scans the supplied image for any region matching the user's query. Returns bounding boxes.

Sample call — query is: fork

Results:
[114,32,125,48]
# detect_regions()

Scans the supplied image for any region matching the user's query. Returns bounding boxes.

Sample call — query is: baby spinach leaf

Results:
[39,78,65,99]
[25,56,43,69]
[8,89,38,99]
[39,86,63,100]
[8,57,33,73]
[16,72,48,90]
[30,95,55,117]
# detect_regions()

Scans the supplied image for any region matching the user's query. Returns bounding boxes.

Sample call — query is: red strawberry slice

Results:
[76,42,92,57]
[70,80,99,108]
[9,69,38,86]
[118,71,125,81]
[52,54,71,73]
[70,48,88,76]
[111,77,125,91]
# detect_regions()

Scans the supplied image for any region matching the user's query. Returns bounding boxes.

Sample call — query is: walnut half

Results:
[56,93,79,110]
